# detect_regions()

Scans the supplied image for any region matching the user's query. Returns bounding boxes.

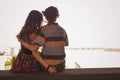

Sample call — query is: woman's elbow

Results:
[31,45,38,51]
[32,51,37,57]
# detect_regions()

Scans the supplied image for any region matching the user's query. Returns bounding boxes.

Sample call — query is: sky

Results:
[0,0,120,50]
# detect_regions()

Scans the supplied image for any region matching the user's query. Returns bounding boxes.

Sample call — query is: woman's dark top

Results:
[20,45,32,55]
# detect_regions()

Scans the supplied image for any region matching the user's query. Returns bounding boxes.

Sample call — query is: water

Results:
[0,48,120,70]
[65,49,120,68]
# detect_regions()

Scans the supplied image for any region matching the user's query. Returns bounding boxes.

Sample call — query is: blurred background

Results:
[0,0,120,70]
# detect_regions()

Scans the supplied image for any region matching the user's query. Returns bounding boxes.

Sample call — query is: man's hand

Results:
[48,66,57,74]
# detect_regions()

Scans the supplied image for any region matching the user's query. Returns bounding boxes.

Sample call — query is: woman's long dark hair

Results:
[17,10,43,44]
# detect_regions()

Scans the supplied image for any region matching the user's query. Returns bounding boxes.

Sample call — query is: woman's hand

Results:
[48,66,57,74]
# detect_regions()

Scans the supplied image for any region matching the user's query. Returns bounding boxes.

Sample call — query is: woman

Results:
[21,6,69,72]
[10,10,56,73]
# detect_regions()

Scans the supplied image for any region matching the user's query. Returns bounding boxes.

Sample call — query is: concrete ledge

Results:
[0,68,120,80]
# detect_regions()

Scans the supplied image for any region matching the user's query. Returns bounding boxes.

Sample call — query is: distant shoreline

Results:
[66,48,120,52]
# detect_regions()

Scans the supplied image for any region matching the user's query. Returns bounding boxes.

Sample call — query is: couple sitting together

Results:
[10,6,68,74]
